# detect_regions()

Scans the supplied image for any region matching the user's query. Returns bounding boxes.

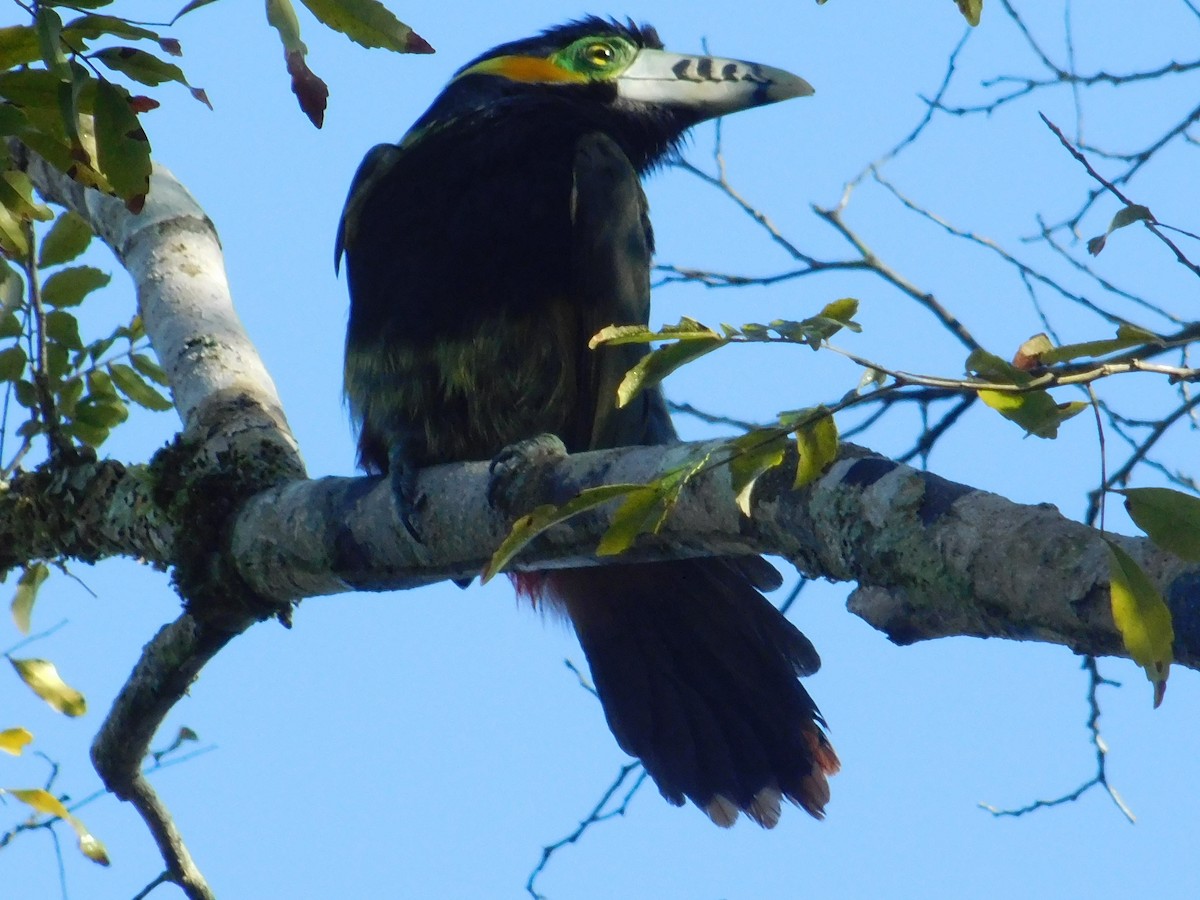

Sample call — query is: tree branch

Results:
[12,144,309,899]
[228,440,1200,670]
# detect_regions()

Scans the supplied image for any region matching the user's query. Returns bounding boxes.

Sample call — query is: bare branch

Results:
[1040,115,1200,280]
[980,656,1134,822]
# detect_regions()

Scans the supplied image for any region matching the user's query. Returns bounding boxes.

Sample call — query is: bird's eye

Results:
[585,43,616,67]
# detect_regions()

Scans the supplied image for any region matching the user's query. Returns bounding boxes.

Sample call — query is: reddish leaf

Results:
[285,49,329,128]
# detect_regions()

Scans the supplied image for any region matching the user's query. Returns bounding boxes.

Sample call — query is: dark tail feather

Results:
[532,558,838,828]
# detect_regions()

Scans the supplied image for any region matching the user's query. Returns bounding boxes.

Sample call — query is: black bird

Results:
[337,17,838,827]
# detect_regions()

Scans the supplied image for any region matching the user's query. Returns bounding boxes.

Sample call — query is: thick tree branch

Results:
[231,441,1199,670]
[13,145,308,899]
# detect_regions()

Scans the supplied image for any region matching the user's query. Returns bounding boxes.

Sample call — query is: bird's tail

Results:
[515,559,838,827]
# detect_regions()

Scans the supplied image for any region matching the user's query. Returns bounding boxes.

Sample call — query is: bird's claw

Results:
[389,447,426,543]
[487,433,568,513]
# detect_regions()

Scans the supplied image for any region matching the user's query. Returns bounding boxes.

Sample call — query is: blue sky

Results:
[4,1,1200,898]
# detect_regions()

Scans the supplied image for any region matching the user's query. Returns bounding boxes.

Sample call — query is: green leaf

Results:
[1118,487,1200,561]
[65,419,110,447]
[94,78,151,212]
[0,727,33,756]
[131,352,169,385]
[0,258,23,318]
[58,374,82,415]
[13,379,37,407]
[73,393,128,428]
[297,0,433,53]
[1116,323,1162,345]
[266,0,306,54]
[597,486,670,556]
[591,317,722,348]
[616,338,723,408]
[38,210,94,267]
[0,25,41,71]
[86,367,117,399]
[977,389,1086,439]
[727,430,788,516]
[0,67,98,114]
[41,265,110,308]
[1088,204,1154,255]
[92,46,210,108]
[108,362,173,410]
[11,561,49,634]
[172,0,221,24]
[92,46,185,87]
[2,788,110,866]
[44,308,83,349]
[1106,541,1174,708]
[788,406,839,488]
[45,340,68,379]
[0,345,25,381]
[63,14,161,45]
[482,484,641,582]
[965,348,1028,385]
[9,657,87,716]
[35,7,70,79]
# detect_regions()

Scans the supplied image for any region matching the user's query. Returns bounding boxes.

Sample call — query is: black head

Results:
[400,17,813,172]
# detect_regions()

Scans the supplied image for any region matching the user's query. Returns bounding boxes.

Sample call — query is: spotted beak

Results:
[616,48,813,120]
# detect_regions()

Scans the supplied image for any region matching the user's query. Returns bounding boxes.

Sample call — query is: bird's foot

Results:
[388,446,426,542]
[487,433,568,513]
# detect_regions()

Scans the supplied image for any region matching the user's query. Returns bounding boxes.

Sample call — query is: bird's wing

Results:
[569,132,676,450]
[335,143,404,275]
[568,133,784,594]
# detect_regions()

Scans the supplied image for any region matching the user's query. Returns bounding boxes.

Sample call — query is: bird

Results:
[336,16,838,828]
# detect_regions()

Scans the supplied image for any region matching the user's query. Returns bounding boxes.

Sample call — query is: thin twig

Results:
[979,656,1133,822]
[525,763,648,900]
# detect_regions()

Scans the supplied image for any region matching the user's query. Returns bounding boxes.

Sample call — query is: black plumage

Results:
[338,17,837,826]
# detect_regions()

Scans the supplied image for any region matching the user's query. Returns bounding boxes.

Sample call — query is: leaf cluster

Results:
[2,207,171,477]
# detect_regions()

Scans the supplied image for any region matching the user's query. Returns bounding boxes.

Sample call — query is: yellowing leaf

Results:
[2,788,110,866]
[788,406,839,488]
[0,727,33,755]
[1106,541,1174,708]
[727,430,788,516]
[11,561,49,634]
[7,786,71,818]
[956,0,983,26]
[615,335,723,408]
[9,657,87,716]
[977,389,1085,439]
[1119,487,1200,561]
[482,484,641,582]
[597,486,669,556]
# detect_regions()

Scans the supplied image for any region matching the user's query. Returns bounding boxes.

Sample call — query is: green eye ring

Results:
[552,34,637,79]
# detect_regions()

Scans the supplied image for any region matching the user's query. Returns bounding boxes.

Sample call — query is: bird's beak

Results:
[616,48,812,120]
